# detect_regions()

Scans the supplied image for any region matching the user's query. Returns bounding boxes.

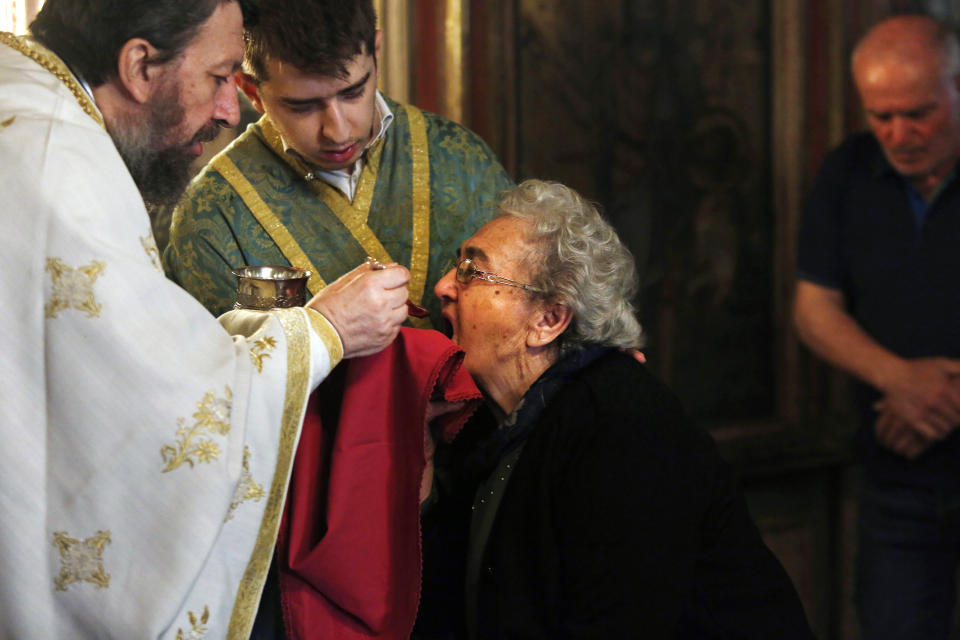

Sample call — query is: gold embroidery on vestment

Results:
[306,308,344,366]
[211,153,328,295]
[405,105,433,329]
[161,387,233,472]
[262,117,392,297]
[45,258,105,318]
[52,529,111,591]
[225,446,266,522]
[140,235,162,272]
[258,115,384,226]
[0,32,104,127]
[227,308,310,638]
[1,115,14,128]
[176,605,210,640]
[249,335,277,373]
[219,112,434,328]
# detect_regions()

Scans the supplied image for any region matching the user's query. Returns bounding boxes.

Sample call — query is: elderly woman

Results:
[416,179,813,639]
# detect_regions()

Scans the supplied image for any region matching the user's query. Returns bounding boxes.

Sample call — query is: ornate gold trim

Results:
[226,308,311,639]
[210,154,328,295]
[405,104,431,313]
[45,257,105,319]
[259,115,395,270]
[259,115,383,226]
[0,32,103,128]
[52,529,112,591]
[160,387,233,472]
[227,111,433,329]
[248,335,277,373]
[225,447,266,522]
[176,605,211,640]
[306,308,344,366]
[140,234,162,272]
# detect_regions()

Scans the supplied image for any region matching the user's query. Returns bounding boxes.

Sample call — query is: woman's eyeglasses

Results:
[450,257,542,293]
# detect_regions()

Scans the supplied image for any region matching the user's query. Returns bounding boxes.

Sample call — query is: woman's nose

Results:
[434,267,458,301]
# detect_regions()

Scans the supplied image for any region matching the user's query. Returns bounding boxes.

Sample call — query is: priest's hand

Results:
[308,262,410,358]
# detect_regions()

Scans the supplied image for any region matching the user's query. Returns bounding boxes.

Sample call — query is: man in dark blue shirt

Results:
[795,14,960,640]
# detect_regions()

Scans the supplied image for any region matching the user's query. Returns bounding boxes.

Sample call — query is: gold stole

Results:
[211,105,432,329]
[0,32,103,127]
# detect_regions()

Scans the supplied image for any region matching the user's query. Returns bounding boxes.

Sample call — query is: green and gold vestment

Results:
[164,96,513,328]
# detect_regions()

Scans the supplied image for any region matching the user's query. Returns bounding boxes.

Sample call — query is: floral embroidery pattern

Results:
[45,258,105,318]
[52,529,111,591]
[225,446,266,522]
[175,605,210,640]
[140,235,162,272]
[161,387,233,472]
[249,336,277,373]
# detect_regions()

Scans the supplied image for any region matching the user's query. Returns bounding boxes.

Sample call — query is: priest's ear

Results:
[115,38,165,105]
[527,303,573,349]
[236,72,265,113]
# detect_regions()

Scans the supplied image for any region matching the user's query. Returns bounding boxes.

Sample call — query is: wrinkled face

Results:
[247,42,380,171]
[434,217,544,393]
[157,0,243,157]
[111,1,243,207]
[855,56,960,184]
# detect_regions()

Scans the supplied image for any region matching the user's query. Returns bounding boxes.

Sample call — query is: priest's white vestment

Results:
[0,33,343,638]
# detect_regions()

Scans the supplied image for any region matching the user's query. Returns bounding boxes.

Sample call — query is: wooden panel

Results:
[465,0,518,175]
[408,0,469,124]
[513,0,775,424]
[741,465,854,640]
[411,2,442,114]
[772,0,805,425]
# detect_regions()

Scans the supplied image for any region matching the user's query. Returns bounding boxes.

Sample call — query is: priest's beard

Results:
[108,77,221,209]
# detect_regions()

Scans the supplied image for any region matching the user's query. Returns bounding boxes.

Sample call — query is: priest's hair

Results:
[31,0,257,87]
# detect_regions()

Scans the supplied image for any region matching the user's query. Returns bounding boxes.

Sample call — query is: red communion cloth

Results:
[276,328,482,639]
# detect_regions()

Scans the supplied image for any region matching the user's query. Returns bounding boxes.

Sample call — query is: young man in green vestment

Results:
[162,0,514,329]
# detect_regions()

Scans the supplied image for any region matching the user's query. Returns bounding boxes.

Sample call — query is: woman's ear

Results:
[115,38,162,104]
[528,303,573,348]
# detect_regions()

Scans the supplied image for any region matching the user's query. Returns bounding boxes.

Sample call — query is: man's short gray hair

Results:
[497,179,645,352]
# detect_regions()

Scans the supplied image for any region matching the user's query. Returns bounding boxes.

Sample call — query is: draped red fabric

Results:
[276,328,482,639]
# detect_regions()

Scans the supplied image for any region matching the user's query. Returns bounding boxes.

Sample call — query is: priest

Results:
[0,0,409,637]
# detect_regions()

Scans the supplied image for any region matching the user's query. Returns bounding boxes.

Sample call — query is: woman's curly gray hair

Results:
[497,179,645,351]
